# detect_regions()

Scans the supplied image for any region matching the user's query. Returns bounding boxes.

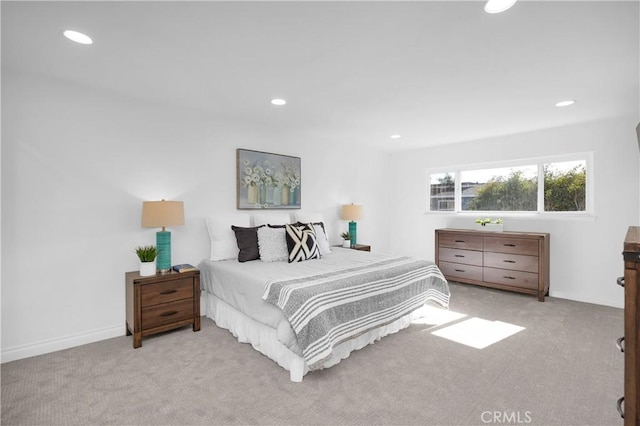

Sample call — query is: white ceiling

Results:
[2,1,639,151]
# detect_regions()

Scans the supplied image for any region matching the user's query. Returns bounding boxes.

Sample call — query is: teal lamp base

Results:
[156,230,172,273]
[349,221,357,248]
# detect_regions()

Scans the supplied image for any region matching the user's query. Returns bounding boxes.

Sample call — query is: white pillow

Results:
[257,227,289,262]
[295,212,324,223]
[313,223,331,256]
[253,213,290,227]
[206,214,251,260]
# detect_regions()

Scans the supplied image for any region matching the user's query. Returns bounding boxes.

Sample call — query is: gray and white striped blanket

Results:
[262,257,450,370]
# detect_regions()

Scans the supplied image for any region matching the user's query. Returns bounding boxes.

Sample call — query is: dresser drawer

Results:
[483,237,539,256]
[438,233,483,250]
[438,247,483,266]
[439,261,483,281]
[484,252,538,273]
[435,229,549,301]
[483,267,539,290]
[140,278,194,307]
[141,298,194,330]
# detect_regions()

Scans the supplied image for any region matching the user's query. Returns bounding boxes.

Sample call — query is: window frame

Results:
[426,152,594,219]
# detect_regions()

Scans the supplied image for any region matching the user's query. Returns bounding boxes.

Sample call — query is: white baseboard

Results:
[549,290,623,309]
[1,324,124,364]
[2,297,207,364]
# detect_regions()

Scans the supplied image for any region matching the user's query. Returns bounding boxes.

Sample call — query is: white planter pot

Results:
[140,261,156,277]
[342,240,351,248]
[475,223,503,232]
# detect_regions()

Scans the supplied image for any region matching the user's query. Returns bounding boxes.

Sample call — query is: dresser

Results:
[125,269,200,348]
[435,228,550,301]
[619,226,640,424]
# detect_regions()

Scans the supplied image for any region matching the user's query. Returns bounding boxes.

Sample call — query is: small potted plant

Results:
[474,218,503,232]
[135,245,159,276]
[341,232,352,248]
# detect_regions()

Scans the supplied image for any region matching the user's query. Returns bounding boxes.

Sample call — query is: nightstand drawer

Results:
[140,278,193,307]
[439,261,483,281]
[483,267,539,290]
[126,269,201,348]
[483,237,539,256]
[484,252,538,273]
[438,233,483,250]
[438,247,483,266]
[141,298,194,330]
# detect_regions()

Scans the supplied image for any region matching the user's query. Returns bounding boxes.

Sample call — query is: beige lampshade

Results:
[141,200,185,229]
[341,204,363,221]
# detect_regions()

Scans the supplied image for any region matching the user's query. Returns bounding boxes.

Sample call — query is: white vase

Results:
[475,223,503,232]
[342,240,351,248]
[140,261,156,277]
[247,185,258,204]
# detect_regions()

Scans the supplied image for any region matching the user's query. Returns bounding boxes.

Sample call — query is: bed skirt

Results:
[203,291,433,382]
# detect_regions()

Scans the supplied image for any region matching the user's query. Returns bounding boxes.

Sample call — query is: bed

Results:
[200,213,450,382]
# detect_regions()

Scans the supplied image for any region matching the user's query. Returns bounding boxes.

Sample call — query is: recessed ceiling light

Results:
[555,100,576,107]
[63,30,93,45]
[390,135,402,139]
[271,99,286,106]
[484,0,517,14]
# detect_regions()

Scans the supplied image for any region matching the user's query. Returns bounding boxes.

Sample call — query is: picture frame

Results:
[236,149,301,210]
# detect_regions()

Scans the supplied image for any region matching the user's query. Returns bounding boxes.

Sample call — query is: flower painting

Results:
[236,149,301,209]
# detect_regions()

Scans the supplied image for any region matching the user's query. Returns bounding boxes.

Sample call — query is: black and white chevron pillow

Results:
[285,223,320,263]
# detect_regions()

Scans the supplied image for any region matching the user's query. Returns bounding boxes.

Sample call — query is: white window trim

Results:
[426,152,595,220]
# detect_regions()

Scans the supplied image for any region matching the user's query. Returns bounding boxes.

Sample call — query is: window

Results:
[427,155,590,215]
[461,165,538,212]
[543,160,586,212]
[429,172,455,212]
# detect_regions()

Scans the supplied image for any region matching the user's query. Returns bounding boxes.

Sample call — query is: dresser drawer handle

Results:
[454,254,465,258]
[503,276,516,280]
[616,336,625,353]
[503,243,516,247]
[617,396,624,419]
[454,240,466,243]
[160,310,178,317]
[159,289,178,295]
[617,277,625,288]
[503,260,516,263]
[454,269,465,273]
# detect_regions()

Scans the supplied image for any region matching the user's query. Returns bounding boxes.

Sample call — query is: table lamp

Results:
[141,200,184,273]
[341,204,363,248]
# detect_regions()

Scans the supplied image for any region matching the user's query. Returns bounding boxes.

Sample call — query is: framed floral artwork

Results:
[236,149,301,210]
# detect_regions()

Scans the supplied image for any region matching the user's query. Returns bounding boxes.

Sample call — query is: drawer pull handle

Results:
[454,269,465,273]
[454,255,465,258]
[503,260,516,263]
[454,240,466,243]
[617,277,625,288]
[616,336,625,353]
[503,276,516,280]
[617,396,624,419]
[160,289,178,295]
[160,310,178,317]
[504,243,516,247]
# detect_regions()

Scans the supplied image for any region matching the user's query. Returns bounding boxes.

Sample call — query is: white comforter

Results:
[199,248,417,354]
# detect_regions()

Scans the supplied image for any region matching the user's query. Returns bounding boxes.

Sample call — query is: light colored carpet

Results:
[1,283,624,425]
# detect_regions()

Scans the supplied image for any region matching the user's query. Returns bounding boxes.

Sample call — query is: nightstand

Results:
[351,244,371,252]
[125,269,200,348]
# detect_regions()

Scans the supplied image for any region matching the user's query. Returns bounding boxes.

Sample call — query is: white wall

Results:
[3,68,636,362]
[1,70,391,361]
[389,118,639,308]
